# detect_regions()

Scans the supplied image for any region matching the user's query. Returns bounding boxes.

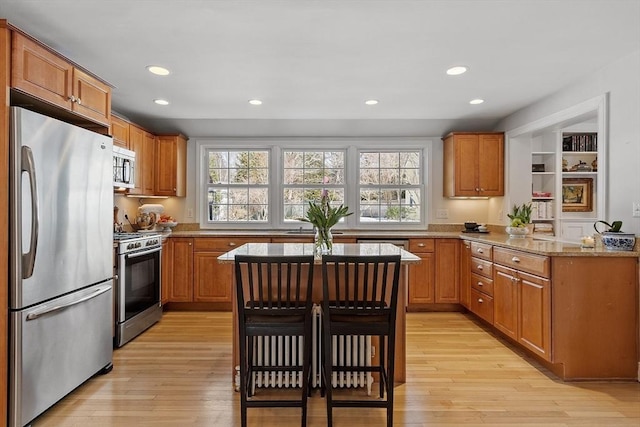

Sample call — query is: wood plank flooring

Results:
[33,311,640,426]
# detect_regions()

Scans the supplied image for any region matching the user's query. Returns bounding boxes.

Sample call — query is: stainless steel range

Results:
[113,232,163,347]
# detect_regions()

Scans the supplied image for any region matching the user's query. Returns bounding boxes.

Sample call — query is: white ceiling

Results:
[1,0,639,137]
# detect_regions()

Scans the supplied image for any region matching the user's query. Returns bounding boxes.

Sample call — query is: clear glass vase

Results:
[314,227,333,257]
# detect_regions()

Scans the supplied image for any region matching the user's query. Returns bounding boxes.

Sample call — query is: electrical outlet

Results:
[633,202,640,218]
[436,209,449,219]
[186,208,194,218]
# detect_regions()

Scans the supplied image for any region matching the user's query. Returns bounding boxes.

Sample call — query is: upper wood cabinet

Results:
[11,32,111,126]
[155,134,187,197]
[443,132,504,197]
[128,124,145,195]
[142,131,156,195]
[110,115,130,149]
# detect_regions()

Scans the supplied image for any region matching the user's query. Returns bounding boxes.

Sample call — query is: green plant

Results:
[507,203,532,228]
[594,220,623,233]
[300,192,353,230]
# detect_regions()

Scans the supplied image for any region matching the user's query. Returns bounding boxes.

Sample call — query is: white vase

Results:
[506,226,529,238]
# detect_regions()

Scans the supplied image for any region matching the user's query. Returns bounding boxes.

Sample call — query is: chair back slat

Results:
[235,255,315,314]
[322,254,401,314]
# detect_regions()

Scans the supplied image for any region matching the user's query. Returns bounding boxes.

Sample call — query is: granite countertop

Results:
[217,242,422,264]
[165,229,638,258]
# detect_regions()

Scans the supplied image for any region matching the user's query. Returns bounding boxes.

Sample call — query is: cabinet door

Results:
[478,133,504,196]
[111,116,130,149]
[459,240,471,308]
[408,252,435,304]
[169,238,193,302]
[454,134,480,196]
[128,125,145,195]
[493,265,518,340]
[161,240,173,305]
[155,135,187,197]
[434,239,459,303]
[142,131,156,195]
[11,32,73,110]
[194,252,232,303]
[518,271,551,360]
[71,68,111,126]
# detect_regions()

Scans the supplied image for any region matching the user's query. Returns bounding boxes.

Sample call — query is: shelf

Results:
[562,151,597,155]
[532,196,554,200]
[532,172,555,175]
[562,172,598,176]
[532,151,556,155]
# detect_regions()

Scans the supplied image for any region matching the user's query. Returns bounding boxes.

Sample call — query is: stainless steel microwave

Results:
[113,146,135,188]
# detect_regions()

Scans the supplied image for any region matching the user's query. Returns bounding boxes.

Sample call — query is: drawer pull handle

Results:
[511,256,520,263]
[477,282,483,287]
[478,298,484,303]
[477,248,484,254]
[229,242,237,247]
[476,265,483,270]
[418,243,425,247]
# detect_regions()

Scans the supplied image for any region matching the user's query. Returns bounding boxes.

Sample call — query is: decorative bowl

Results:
[601,232,636,251]
[506,226,529,238]
[158,221,178,233]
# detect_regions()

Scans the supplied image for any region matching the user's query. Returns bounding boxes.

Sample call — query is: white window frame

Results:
[194,137,432,230]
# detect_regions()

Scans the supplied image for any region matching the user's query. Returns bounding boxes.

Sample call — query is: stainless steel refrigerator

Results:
[9,107,114,427]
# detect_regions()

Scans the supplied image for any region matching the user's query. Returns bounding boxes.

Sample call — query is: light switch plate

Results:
[633,202,640,218]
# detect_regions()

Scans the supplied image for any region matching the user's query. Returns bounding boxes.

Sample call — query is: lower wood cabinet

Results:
[161,240,172,305]
[493,248,551,361]
[164,236,269,309]
[459,240,471,308]
[408,238,459,309]
[168,238,194,302]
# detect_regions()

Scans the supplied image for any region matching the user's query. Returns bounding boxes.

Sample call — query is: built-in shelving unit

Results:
[506,95,608,243]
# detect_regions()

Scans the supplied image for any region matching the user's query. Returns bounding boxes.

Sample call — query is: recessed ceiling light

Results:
[365,99,379,105]
[154,99,170,106]
[469,98,484,105]
[446,66,468,76]
[146,65,170,76]
[249,99,262,105]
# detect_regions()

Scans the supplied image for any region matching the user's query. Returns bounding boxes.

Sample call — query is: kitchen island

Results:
[218,242,421,384]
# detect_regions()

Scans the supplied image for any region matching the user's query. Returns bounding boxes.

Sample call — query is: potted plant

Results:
[506,203,533,237]
[593,220,636,251]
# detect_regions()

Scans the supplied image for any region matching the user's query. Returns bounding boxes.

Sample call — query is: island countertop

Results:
[217,242,422,264]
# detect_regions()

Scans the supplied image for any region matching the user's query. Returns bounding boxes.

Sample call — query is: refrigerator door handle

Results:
[21,145,39,279]
[25,285,111,321]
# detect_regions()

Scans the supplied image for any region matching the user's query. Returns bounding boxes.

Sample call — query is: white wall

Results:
[496,50,640,235]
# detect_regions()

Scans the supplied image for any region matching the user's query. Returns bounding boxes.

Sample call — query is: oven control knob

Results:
[136,242,142,248]
[127,243,134,250]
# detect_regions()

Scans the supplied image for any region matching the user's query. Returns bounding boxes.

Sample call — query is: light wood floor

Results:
[33,311,639,426]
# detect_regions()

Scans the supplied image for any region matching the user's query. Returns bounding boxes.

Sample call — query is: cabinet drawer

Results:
[470,241,492,261]
[409,239,435,253]
[471,273,494,296]
[193,237,270,252]
[470,288,494,324]
[493,247,550,278]
[471,257,493,279]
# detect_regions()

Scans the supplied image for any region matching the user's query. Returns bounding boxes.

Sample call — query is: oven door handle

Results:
[125,246,161,259]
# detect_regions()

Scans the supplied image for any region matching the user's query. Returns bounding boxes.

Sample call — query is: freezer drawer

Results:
[10,282,113,427]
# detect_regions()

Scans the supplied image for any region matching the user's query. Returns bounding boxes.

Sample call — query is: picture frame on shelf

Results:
[562,178,593,212]
[532,163,546,172]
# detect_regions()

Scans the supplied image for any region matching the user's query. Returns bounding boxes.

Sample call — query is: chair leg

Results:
[323,328,334,427]
[238,333,248,427]
[386,334,396,427]
[300,329,312,427]
[379,335,385,398]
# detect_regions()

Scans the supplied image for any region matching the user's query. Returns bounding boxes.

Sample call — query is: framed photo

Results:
[562,178,593,212]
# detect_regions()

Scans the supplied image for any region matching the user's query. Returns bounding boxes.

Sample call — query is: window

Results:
[358,150,422,223]
[282,150,346,223]
[196,139,430,229]
[205,149,269,223]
